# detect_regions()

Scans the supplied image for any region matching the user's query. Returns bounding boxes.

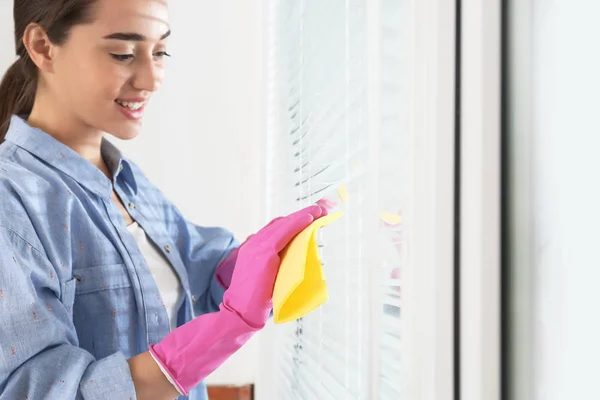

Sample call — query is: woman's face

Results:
[48,0,170,140]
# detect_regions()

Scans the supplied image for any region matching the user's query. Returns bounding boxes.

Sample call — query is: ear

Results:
[22,23,56,73]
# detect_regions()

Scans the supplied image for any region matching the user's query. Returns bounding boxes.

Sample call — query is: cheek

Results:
[85,59,130,96]
[99,67,131,100]
[60,57,129,103]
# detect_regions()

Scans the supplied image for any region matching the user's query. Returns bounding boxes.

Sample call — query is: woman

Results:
[0,1,326,399]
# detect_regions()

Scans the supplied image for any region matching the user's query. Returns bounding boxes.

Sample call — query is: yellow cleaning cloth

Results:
[273,211,344,324]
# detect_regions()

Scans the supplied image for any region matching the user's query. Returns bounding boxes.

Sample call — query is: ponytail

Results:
[0,56,37,141]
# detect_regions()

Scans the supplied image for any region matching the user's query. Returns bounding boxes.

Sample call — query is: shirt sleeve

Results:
[170,210,240,314]
[0,226,137,400]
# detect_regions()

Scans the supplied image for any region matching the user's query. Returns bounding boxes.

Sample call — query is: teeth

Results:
[116,100,145,110]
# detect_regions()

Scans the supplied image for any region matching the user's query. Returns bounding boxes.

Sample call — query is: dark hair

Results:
[0,0,97,140]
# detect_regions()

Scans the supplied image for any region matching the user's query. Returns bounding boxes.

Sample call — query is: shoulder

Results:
[0,149,67,251]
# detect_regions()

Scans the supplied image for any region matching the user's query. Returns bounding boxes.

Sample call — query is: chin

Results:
[106,121,143,141]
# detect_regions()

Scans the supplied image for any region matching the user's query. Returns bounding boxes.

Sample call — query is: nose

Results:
[132,58,163,93]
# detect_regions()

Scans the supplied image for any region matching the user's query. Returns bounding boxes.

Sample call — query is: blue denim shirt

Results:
[0,116,239,400]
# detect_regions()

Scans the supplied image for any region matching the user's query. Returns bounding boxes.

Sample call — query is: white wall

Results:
[0,5,15,71]
[0,1,265,387]
[507,1,600,399]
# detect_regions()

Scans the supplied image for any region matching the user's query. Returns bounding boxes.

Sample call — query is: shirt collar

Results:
[5,115,137,200]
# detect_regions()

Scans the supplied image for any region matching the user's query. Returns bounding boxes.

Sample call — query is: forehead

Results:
[90,0,170,40]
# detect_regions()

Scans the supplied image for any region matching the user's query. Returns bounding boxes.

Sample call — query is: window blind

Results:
[377,1,412,398]
[265,0,412,398]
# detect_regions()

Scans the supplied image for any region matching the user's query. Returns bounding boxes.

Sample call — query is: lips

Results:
[115,99,146,110]
[115,98,148,120]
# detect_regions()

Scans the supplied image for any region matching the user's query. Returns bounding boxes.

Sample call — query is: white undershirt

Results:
[127,222,185,395]
[127,221,183,331]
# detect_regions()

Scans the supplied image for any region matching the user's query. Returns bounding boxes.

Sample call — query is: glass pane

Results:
[269,1,370,398]
[267,0,413,398]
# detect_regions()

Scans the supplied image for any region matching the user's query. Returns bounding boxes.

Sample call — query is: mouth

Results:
[115,98,148,120]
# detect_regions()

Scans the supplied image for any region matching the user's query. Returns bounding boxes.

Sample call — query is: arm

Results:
[171,217,239,313]
[0,226,178,400]
[149,205,327,395]
[128,352,181,399]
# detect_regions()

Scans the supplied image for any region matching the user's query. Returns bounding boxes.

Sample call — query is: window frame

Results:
[459,0,503,400]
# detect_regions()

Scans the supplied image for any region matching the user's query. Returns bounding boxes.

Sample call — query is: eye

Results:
[110,53,134,61]
[153,51,172,58]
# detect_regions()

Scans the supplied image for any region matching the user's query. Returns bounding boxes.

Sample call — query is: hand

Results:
[215,205,326,290]
[222,205,327,328]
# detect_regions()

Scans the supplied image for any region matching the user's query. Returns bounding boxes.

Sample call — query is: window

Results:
[267,1,371,398]
[262,0,456,399]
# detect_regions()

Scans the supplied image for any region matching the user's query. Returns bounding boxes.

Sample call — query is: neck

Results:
[27,91,111,178]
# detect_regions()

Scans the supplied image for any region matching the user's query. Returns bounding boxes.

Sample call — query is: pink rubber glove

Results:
[215,247,239,289]
[149,205,327,395]
[215,216,284,289]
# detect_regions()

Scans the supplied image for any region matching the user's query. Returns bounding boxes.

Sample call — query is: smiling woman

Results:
[18,0,170,143]
[0,1,312,400]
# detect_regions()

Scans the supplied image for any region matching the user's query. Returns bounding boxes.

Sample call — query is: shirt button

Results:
[128,202,136,210]
[191,296,196,303]
[164,245,171,253]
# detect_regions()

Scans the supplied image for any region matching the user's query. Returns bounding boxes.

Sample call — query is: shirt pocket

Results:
[73,263,132,294]
[59,277,77,310]
[72,263,138,359]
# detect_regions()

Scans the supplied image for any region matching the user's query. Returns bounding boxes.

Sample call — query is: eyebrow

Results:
[103,30,171,41]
